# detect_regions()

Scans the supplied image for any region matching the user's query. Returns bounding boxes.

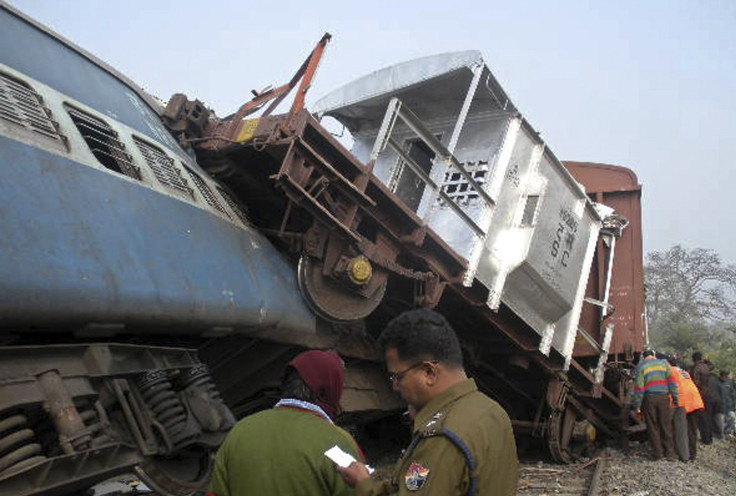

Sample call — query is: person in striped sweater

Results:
[631,349,680,460]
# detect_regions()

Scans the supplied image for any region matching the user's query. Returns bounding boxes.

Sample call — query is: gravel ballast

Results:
[598,436,736,496]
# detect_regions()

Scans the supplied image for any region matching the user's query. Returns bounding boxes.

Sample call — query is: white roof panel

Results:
[314,50,483,114]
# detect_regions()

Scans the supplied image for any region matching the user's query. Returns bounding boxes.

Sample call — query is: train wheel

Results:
[547,404,595,463]
[135,447,213,496]
[547,405,576,463]
[297,254,387,322]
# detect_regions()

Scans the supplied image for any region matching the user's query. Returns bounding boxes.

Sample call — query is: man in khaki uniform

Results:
[338,309,518,495]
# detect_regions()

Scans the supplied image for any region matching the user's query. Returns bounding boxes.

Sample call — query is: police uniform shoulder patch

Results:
[405,460,430,491]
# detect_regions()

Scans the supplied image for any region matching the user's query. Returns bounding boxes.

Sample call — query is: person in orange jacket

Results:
[661,354,705,462]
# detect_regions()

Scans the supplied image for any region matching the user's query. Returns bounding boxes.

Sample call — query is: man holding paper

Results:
[208,350,363,496]
[337,309,518,495]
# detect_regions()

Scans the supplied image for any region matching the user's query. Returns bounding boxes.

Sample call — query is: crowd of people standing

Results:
[632,349,736,462]
[204,316,735,495]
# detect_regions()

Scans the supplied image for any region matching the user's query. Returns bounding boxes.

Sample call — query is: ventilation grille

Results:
[184,165,229,217]
[66,105,140,179]
[0,72,65,144]
[133,138,192,198]
[440,160,489,205]
[218,188,250,226]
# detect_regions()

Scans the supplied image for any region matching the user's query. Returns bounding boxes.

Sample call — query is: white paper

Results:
[324,445,355,468]
[324,445,375,474]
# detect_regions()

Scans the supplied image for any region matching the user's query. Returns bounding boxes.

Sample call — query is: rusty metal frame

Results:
[220,33,332,145]
[275,114,460,298]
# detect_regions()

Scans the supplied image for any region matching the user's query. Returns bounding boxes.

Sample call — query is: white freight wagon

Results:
[314,51,612,369]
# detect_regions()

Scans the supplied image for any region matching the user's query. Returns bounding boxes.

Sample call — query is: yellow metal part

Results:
[237,118,260,143]
[573,420,596,442]
[348,256,372,285]
[585,424,596,442]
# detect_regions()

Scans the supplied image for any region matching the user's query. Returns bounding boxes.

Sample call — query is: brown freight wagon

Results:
[565,161,646,362]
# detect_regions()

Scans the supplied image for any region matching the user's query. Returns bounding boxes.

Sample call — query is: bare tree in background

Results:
[645,245,736,355]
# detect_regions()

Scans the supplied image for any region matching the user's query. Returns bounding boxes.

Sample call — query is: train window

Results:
[217,187,250,226]
[183,164,230,218]
[520,195,540,227]
[132,137,193,199]
[0,72,66,148]
[65,105,140,179]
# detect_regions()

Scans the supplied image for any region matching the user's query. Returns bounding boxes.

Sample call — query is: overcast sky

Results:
[9,0,736,264]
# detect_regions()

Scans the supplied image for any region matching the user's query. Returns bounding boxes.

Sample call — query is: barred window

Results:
[217,187,250,226]
[183,164,229,217]
[66,104,139,179]
[0,72,66,146]
[440,160,489,205]
[133,137,192,198]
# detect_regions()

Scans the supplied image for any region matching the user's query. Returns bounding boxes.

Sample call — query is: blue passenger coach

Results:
[0,4,314,495]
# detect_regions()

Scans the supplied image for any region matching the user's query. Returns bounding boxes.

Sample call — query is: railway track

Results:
[517,452,607,496]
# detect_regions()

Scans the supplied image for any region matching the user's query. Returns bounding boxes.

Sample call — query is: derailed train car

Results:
[0,3,645,496]
[178,48,647,463]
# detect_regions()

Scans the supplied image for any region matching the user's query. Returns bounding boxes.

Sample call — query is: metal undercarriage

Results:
[0,343,234,496]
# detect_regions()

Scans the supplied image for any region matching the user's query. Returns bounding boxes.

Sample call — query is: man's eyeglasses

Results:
[388,360,438,384]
